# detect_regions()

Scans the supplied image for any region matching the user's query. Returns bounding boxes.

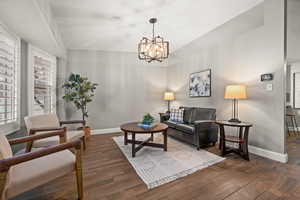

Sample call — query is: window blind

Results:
[0,29,18,125]
[33,55,54,114]
[28,45,56,116]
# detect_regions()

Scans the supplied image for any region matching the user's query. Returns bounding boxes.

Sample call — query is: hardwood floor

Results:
[287,134,300,165]
[12,133,300,200]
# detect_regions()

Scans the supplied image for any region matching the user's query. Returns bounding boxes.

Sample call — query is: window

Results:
[0,22,20,134]
[28,45,56,116]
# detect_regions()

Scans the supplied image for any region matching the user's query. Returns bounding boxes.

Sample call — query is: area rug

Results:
[113,134,225,189]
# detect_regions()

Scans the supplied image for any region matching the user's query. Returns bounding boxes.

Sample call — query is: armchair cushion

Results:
[6,150,75,198]
[32,130,84,148]
[0,135,13,200]
[24,114,60,133]
[0,135,12,160]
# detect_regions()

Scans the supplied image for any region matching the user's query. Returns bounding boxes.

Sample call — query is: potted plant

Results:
[62,73,98,136]
[142,113,155,125]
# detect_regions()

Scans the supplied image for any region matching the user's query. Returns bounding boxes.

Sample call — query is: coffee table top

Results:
[120,122,168,133]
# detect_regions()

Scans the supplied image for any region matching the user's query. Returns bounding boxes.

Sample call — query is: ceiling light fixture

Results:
[138,18,169,63]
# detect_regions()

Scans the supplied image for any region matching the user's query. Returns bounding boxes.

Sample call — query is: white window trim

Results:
[28,45,57,116]
[0,21,21,135]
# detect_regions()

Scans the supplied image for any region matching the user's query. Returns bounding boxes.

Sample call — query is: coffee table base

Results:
[124,131,167,157]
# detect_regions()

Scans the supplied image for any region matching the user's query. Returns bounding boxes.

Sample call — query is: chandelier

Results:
[138,18,169,63]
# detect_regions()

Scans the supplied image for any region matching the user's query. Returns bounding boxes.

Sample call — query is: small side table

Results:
[215,120,253,161]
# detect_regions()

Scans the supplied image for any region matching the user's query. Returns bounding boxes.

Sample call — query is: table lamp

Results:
[164,92,175,113]
[224,85,247,123]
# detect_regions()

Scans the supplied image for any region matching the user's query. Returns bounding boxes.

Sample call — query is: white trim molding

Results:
[248,145,288,163]
[91,128,121,135]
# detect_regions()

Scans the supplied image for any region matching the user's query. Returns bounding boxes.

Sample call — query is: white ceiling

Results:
[50,0,263,53]
[0,0,66,57]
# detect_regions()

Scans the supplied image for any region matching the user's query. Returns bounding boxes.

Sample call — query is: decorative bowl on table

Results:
[138,113,155,129]
[138,123,156,129]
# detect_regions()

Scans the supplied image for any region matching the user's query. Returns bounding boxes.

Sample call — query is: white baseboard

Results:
[226,143,288,163]
[90,128,288,163]
[91,127,121,135]
[248,145,288,163]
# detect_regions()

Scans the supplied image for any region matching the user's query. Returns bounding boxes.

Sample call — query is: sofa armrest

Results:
[194,120,218,144]
[159,113,170,123]
[194,120,216,130]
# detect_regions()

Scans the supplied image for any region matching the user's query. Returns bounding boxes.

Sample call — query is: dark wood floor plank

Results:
[11,133,300,200]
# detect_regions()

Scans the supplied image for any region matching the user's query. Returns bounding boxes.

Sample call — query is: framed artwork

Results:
[189,69,211,97]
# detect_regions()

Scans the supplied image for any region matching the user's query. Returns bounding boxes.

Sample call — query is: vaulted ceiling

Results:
[50,0,263,53]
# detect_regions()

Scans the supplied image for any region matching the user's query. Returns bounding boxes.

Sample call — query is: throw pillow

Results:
[169,108,184,123]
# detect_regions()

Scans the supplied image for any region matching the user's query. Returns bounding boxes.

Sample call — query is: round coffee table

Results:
[120,122,168,157]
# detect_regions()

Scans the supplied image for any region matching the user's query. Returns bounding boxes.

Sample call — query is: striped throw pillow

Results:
[170,108,184,123]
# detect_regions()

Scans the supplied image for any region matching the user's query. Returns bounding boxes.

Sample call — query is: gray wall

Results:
[64,50,168,129]
[166,0,286,154]
[286,0,300,125]
[287,0,300,62]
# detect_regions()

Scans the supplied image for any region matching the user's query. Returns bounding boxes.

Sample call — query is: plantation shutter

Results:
[0,24,19,126]
[28,45,56,115]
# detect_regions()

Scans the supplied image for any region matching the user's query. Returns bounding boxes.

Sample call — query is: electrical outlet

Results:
[266,83,273,91]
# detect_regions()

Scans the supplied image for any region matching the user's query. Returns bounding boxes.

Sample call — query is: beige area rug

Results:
[113,134,225,189]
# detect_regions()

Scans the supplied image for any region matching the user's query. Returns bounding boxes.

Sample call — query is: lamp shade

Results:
[224,85,247,99]
[164,92,175,101]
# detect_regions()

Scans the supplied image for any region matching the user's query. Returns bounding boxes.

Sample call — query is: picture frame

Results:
[189,69,211,97]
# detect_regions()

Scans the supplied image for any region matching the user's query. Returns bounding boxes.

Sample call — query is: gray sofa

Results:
[160,107,218,150]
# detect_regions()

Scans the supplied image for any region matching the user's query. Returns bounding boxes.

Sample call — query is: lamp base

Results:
[228,118,241,123]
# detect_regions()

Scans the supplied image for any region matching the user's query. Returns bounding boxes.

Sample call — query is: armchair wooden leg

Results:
[83,127,91,139]
[75,148,84,200]
[25,141,33,153]
[81,136,86,150]
[0,171,8,200]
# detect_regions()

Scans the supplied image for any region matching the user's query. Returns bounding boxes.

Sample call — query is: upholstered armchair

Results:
[24,114,88,152]
[0,129,83,200]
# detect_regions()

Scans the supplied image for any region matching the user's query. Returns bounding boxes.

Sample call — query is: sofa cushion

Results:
[182,107,194,124]
[175,124,195,135]
[191,108,216,123]
[164,120,178,129]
